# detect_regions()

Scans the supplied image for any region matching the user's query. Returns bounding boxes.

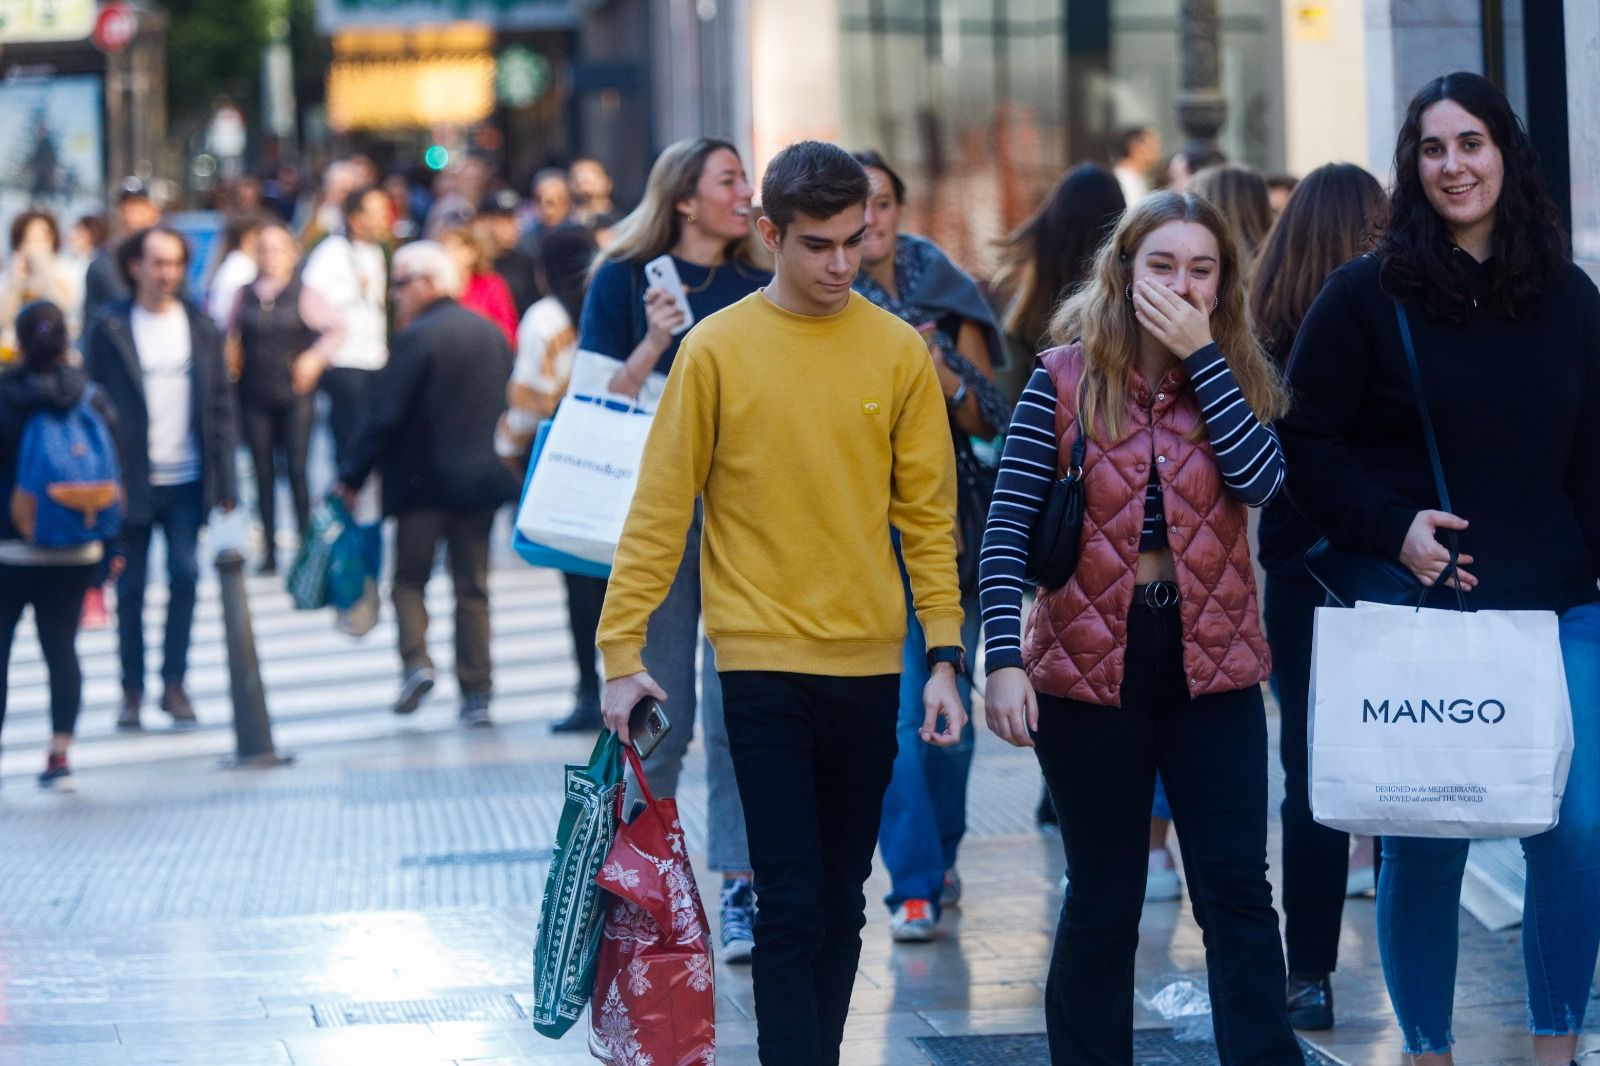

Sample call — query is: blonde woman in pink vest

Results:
[977,191,1303,1063]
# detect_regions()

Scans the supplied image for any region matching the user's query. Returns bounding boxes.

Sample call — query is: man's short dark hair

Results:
[1117,126,1153,160]
[116,225,191,289]
[760,141,869,235]
[342,185,380,220]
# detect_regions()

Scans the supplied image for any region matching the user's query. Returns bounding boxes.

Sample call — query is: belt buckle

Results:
[1143,581,1179,609]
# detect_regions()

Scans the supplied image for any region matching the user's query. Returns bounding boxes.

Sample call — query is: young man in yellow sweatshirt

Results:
[596,141,966,1065]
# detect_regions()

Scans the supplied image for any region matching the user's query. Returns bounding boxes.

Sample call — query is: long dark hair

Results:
[16,301,70,373]
[1251,163,1387,356]
[1378,71,1567,323]
[992,164,1125,347]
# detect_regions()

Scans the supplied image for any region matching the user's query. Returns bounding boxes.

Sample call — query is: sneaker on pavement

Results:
[940,867,962,909]
[160,685,198,726]
[1145,851,1182,902]
[550,697,603,734]
[890,899,938,943]
[38,753,76,792]
[1345,862,1376,897]
[458,692,492,728]
[719,877,756,964]
[117,689,142,731]
[393,667,435,716]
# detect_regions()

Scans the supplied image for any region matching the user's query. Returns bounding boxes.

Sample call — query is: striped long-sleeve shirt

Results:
[978,343,1284,674]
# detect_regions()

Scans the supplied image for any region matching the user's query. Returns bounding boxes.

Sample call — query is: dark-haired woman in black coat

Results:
[1281,72,1600,1064]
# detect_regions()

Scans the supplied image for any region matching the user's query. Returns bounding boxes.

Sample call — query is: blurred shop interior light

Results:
[328,23,496,132]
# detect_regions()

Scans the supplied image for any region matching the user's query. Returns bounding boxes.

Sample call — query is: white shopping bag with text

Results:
[1308,601,1572,838]
[514,351,664,566]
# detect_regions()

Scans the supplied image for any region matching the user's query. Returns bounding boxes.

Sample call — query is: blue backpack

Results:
[9,386,122,547]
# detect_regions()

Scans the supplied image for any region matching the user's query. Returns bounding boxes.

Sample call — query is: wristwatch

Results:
[927,645,967,676]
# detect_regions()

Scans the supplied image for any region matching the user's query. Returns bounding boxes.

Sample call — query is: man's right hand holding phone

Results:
[602,670,667,745]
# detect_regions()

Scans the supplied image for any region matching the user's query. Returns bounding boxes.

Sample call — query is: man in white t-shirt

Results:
[300,185,390,466]
[84,226,238,730]
[1113,125,1162,207]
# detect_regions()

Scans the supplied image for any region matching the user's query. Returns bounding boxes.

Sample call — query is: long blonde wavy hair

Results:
[591,137,768,280]
[1049,190,1287,441]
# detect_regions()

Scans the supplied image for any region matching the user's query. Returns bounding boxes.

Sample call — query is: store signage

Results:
[0,0,96,43]
[496,45,550,108]
[315,0,577,33]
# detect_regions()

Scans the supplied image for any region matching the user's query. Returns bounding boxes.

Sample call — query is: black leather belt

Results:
[1133,580,1180,609]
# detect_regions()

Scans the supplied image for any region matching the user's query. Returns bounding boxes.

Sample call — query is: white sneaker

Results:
[1345,863,1376,897]
[890,899,938,942]
[1145,850,1182,902]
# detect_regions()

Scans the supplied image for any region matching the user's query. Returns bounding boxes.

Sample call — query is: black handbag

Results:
[1025,420,1088,591]
[1303,300,1459,607]
[952,425,998,597]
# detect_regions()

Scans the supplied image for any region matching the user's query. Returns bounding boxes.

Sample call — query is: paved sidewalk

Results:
[1,564,1593,1064]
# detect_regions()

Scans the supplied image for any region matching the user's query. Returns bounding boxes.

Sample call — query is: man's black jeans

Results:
[1033,602,1303,1065]
[720,670,899,1066]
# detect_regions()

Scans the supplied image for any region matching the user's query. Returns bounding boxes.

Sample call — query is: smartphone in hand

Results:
[644,255,695,336]
[628,697,671,760]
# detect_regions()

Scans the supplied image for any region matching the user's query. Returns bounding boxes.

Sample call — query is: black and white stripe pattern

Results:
[977,345,1283,675]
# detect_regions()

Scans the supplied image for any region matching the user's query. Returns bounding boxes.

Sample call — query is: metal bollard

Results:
[215,548,293,768]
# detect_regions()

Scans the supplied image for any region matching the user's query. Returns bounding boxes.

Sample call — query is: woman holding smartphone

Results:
[572,137,770,966]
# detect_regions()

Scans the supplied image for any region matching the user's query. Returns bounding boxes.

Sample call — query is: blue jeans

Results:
[117,480,206,692]
[1377,600,1600,1054]
[879,552,979,916]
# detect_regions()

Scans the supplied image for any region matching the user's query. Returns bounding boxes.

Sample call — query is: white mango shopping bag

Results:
[514,351,666,566]
[1308,600,1573,838]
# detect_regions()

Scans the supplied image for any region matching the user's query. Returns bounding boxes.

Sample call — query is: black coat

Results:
[0,364,120,544]
[83,298,239,525]
[339,297,518,515]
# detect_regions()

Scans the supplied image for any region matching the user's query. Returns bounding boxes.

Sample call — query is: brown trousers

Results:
[392,508,496,695]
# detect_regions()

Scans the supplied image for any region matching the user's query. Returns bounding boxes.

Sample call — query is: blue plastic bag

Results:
[328,515,382,610]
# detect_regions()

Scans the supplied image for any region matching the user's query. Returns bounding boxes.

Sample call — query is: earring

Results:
[1124,283,1133,301]
[1213,296,1220,311]
[686,211,698,225]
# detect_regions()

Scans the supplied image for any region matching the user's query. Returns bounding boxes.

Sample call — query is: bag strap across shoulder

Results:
[1392,300,1452,515]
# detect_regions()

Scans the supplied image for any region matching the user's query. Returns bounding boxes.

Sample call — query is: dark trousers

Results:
[242,395,314,550]
[1034,603,1302,1066]
[0,562,95,737]
[321,366,377,470]
[393,507,495,695]
[117,480,206,693]
[720,670,899,1066]
[1265,571,1352,976]
[562,572,607,702]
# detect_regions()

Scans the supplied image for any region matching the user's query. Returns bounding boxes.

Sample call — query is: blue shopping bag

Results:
[511,419,611,579]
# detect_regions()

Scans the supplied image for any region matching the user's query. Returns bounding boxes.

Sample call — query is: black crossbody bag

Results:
[1302,299,1460,607]
[1025,383,1089,591]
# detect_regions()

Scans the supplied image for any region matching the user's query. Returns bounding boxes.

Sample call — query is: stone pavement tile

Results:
[838,1036,947,1065]
[115,1017,317,1044]
[281,1022,502,1065]
[0,1022,119,1045]
[842,977,1045,1016]
[121,1039,293,1065]
[0,1045,135,1064]
[918,1005,1049,1037]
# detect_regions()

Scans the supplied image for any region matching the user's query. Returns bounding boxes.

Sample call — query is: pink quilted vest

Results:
[1023,344,1271,706]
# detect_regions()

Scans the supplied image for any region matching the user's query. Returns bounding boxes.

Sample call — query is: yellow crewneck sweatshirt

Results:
[597,290,963,679]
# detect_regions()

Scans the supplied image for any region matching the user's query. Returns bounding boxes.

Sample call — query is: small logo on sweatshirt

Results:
[862,401,881,416]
